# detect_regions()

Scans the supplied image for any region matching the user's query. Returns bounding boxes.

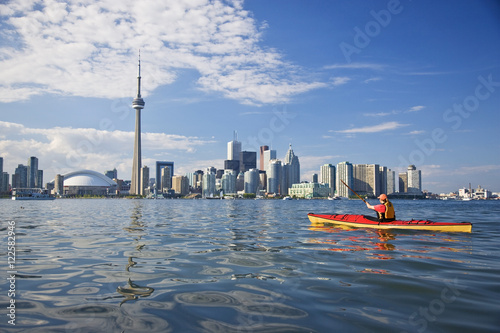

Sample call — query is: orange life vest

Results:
[378,200,395,221]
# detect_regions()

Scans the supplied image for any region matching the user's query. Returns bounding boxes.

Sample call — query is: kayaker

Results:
[366,194,396,222]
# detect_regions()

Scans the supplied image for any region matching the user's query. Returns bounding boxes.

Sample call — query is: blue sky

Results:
[0,0,499,193]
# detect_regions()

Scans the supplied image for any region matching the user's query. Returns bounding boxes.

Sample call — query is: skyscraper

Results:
[130,52,145,195]
[267,159,282,195]
[221,170,237,195]
[259,146,269,171]
[244,169,259,194]
[55,174,64,195]
[156,161,174,191]
[387,169,396,194]
[172,175,189,196]
[140,165,149,196]
[227,131,241,161]
[407,165,422,194]
[240,151,256,173]
[353,164,380,196]
[262,149,277,175]
[320,164,335,196]
[27,156,38,188]
[202,169,216,198]
[161,166,172,192]
[336,161,353,198]
[283,144,300,193]
[399,172,408,193]
[105,168,118,180]
[13,164,28,188]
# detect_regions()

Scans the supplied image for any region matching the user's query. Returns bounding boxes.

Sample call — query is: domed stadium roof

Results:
[62,170,117,187]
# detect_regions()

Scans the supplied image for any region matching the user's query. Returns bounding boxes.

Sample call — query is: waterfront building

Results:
[207,166,216,175]
[320,164,336,197]
[221,170,237,195]
[259,171,267,192]
[283,144,300,194]
[50,170,117,196]
[267,159,283,195]
[27,156,38,188]
[379,166,387,195]
[289,183,330,199]
[262,149,277,174]
[130,53,146,195]
[240,151,257,173]
[54,174,64,195]
[13,164,28,188]
[186,170,203,189]
[202,169,216,198]
[161,166,172,192]
[407,165,422,194]
[399,172,408,193]
[474,185,491,199]
[227,131,241,161]
[172,175,189,196]
[353,164,380,196]
[36,170,43,188]
[387,169,396,194]
[105,168,117,180]
[2,172,9,193]
[244,168,259,194]
[259,146,269,171]
[156,161,174,191]
[336,161,353,198]
[312,173,318,183]
[224,159,240,172]
[140,166,149,196]
[236,172,244,192]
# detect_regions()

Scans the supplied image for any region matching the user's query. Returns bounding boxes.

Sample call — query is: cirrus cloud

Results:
[333,121,409,134]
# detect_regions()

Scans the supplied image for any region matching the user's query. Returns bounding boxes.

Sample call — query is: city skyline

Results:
[0,1,499,193]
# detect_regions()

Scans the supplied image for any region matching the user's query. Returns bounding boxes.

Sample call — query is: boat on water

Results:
[308,213,472,232]
[12,188,56,200]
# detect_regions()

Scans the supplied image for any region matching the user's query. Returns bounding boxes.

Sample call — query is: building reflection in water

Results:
[117,202,155,305]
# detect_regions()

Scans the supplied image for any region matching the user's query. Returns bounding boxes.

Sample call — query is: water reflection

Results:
[117,202,155,305]
[309,222,472,263]
[117,278,155,305]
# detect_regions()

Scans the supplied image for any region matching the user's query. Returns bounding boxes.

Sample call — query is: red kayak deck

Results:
[308,213,472,232]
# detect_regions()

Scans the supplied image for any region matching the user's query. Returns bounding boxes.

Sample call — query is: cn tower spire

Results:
[137,49,142,98]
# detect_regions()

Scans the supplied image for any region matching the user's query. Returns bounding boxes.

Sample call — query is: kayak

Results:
[307,213,472,233]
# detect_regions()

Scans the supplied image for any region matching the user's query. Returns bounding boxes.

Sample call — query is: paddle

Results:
[340,179,367,204]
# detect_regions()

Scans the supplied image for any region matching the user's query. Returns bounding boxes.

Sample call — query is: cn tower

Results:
[130,52,145,195]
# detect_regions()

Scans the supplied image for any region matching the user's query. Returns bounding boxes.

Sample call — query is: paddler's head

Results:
[378,194,388,203]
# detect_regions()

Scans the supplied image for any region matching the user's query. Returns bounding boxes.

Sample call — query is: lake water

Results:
[1,198,499,332]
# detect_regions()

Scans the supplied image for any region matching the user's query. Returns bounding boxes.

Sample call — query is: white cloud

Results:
[324,63,386,71]
[0,0,326,105]
[0,120,214,181]
[363,111,394,117]
[407,105,425,112]
[364,77,382,83]
[406,130,426,135]
[334,121,409,134]
[330,76,351,86]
